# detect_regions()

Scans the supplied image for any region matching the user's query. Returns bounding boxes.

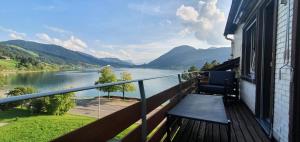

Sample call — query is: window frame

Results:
[241,17,257,82]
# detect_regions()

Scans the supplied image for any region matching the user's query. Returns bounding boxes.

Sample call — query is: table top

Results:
[167,94,229,124]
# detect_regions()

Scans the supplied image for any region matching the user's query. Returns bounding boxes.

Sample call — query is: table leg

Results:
[227,120,231,142]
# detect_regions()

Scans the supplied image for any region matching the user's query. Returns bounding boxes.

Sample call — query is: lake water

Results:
[0,68,182,99]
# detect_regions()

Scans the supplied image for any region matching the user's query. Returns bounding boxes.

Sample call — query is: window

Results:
[242,20,257,80]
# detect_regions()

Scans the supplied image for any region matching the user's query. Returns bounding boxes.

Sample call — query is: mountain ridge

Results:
[142,45,231,69]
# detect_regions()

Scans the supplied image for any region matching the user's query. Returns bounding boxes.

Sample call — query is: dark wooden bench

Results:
[167,94,231,142]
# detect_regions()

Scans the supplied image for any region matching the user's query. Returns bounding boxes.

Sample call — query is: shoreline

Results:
[0,69,61,74]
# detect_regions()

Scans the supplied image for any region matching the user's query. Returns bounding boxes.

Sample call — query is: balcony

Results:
[0,69,270,142]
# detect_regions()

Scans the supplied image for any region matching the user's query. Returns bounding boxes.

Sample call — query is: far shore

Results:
[0,70,59,75]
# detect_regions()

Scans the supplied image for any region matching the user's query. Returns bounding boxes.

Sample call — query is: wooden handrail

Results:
[52,78,197,142]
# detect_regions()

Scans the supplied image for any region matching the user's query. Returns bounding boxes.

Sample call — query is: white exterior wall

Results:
[232,24,244,58]
[240,80,256,113]
[272,1,293,142]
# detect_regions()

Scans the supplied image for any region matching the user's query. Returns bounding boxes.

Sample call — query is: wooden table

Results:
[167,94,231,141]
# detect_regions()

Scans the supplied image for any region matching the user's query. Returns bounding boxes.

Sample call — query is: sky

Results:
[0,0,232,64]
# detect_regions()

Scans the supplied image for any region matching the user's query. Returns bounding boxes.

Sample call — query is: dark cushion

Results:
[208,71,235,86]
[199,84,225,94]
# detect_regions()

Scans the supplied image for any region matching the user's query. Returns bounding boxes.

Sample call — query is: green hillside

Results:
[0,44,59,72]
[0,40,134,72]
[1,40,133,67]
[0,60,18,70]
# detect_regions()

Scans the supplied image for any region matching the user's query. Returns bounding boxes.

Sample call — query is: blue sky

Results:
[0,0,231,64]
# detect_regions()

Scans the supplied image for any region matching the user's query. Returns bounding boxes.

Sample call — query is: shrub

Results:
[29,98,46,114]
[44,92,76,115]
[0,87,36,111]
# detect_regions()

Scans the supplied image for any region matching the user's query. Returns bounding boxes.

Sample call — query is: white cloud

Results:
[36,33,87,52]
[176,5,199,22]
[90,50,118,58]
[178,28,192,37]
[9,33,25,40]
[44,25,72,35]
[0,26,26,40]
[176,0,229,45]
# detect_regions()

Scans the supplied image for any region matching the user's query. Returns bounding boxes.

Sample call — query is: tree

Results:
[200,62,210,71]
[95,66,118,99]
[0,86,37,110]
[200,60,220,71]
[118,72,136,100]
[182,65,199,80]
[188,65,198,72]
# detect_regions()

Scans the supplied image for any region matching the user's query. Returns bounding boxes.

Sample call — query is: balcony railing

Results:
[0,71,200,142]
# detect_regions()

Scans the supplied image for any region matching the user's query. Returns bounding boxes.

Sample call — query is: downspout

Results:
[225,35,234,59]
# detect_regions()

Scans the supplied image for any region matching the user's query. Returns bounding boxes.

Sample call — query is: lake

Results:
[0,68,183,99]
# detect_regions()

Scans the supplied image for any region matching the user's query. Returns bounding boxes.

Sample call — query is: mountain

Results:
[144,45,231,69]
[0,40,133,67]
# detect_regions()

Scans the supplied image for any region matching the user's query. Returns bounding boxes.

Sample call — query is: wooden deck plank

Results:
[232,103,263,142]
[227,103,246,142]
[171,101,270,142]
[172,120,189,142]
[189,121,200,142]
[197,121,206,142]
[206,123,213,142]
[230,104,255,142]
[212,124,220,142]
[238,102,271,142]
[220,125,228,142]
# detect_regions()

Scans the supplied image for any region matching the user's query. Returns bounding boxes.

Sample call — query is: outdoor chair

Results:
[198,71,238,99]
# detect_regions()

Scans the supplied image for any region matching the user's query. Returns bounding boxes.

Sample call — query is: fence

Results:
[0,71,201,142]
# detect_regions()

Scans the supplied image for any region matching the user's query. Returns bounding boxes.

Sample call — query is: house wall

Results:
[272,0,293,142]
[240,80,256,113]
[232,24,244,58]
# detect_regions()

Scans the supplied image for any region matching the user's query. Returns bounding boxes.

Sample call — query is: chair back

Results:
[208,71,235,86]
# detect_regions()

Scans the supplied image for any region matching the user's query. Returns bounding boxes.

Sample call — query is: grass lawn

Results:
[0,60,18,70]
[0,109,141,142]
[0,109,95,142]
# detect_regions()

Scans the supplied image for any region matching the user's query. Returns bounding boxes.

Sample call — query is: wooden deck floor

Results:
[172,101,271,142]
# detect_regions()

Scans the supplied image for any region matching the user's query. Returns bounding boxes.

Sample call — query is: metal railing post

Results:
[177,74,182,84]
[138,80,147,142]
[98,91,101,119]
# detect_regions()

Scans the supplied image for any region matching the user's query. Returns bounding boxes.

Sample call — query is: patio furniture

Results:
[166,94,231,142]
[198,71,237,99]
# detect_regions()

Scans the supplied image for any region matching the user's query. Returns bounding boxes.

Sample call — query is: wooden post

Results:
[138,80,147,142]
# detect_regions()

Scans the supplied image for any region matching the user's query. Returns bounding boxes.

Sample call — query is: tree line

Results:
[182,60,220,80]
